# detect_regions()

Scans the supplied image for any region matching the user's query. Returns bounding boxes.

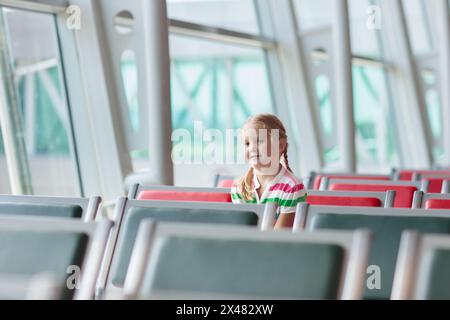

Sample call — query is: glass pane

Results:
[425,89,444,161]
[313,74,339,164]
[353,65,399,172]
[3,8,81,196]
[0,126,11,193]
[403,0,434,55]
[130,34,273,185]
[293,0,332,32]
[349,0,382,59]
[167,0,260,35]
[120,50,139,133]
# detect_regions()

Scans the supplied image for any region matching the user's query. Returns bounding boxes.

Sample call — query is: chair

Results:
[322,179,421,208]
[0,194,101,222]
[128,184,231,202]
[394,169,450,181]
[0,215,112,299]
[130,185,395,208]
[123,221,371,300]
[392,232,450,299]
[294,203,450,299]
[310,173,391,190]
[412,191,450,209]
[98,197,270,298]
[306,190,395,208]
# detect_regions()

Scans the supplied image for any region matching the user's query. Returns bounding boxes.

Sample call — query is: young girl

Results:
[231,114,307,229]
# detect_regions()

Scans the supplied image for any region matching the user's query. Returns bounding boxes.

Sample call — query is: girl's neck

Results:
[254,164,282,186]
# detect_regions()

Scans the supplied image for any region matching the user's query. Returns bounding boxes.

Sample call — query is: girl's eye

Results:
[245,141,250,146]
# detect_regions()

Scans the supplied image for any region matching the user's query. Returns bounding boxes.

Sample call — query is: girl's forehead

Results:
[242,122,267,133]
[242,127,269,138]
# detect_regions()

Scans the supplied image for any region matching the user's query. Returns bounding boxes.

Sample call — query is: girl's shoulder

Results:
[280,169,304,188]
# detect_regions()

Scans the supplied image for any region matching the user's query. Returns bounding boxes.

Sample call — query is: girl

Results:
[231,114,307,229]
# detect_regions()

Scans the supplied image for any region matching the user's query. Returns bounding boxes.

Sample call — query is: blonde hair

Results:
[238,114,292,201]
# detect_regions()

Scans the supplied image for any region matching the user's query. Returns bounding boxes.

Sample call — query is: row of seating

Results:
[2,168,450,300]
[214,169,450,191]
[119,221,450,300]
[131,183,450,209]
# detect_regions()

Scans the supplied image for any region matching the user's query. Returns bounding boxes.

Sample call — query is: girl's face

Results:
[243,123,285,174]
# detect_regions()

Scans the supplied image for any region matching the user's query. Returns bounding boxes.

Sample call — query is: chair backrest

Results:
[312,173,391,190]
[124,222,371,300]
[128,184,231,202]
[213,174,236,188]
[0,194,101,222]
[395,169,450,181]
[412,191,450,209]
[306,190,395,208]
[0,215,111,300]
[295,204,450,299]
[218,179,234,188]
[392,232,450,299]
[325,179,420,208]
[99,198,268,297]
[416,177,450,193]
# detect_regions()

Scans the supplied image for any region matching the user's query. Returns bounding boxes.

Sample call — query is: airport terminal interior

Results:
[0,0,450,301]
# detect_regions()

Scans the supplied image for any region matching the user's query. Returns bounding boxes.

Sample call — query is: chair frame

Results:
[123,221,372,300]
[391,231,450,299]
[0,194,102,222]
[0,215,111,299]
[97,197,272,298]
[412,191,450,208]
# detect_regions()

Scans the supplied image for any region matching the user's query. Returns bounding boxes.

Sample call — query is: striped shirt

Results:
[231,166,307,215]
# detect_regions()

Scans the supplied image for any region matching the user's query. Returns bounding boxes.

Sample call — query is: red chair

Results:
[330,184,417,208]
[137,190,232,202]
[424,178,446,193]
[306,195,382,207]
[425,199,450,210]
[313,174,390,190]
[218,179,234,188]
[397,170,450,181]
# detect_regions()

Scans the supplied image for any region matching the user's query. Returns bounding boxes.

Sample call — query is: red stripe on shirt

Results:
[269,183,304,193]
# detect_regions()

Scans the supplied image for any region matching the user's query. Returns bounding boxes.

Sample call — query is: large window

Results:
[403,0,443,162]
[293,0,400,172]
[125,1,274,186]
[0,127,11,193]
[167,0,260,34]
[0,8,81,196]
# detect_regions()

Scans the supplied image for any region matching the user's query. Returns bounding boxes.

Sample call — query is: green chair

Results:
[100,197,265,297]
[392,231,450,299]
[0,194,101,221]
[0,215,111,299]
[123,222,371,300]
[296,203,450,299]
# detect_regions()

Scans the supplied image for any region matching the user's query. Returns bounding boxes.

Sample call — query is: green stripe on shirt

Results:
[262,194,307,207]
